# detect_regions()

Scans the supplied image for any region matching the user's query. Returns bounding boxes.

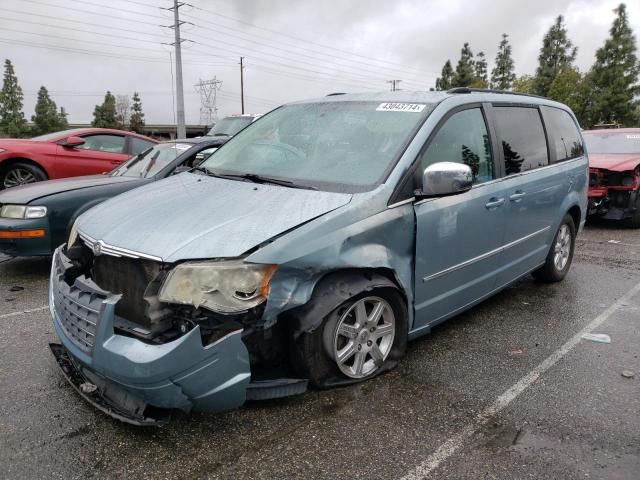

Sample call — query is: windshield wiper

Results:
[205,171,317,190]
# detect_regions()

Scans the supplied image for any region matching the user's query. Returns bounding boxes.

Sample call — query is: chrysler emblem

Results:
[92,240,104,256]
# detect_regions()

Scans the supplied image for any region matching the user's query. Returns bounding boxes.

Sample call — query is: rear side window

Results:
[419,108,494,184]
[493,107,548,175]
[543,107,584,162]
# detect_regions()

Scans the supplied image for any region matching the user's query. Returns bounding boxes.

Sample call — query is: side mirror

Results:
[172,165,192,175]
[59,136,85,147]
[421,162,473,197]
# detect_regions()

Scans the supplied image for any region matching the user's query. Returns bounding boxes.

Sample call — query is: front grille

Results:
[53,256,106,354]
[92,255,161,327]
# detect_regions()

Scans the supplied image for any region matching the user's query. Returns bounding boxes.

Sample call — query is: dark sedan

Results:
[0,137,226,257]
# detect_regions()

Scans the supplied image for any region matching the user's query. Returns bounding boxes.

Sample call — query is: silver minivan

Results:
[49,90,588,424]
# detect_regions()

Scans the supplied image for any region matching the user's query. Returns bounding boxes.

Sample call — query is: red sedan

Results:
[0,128,158,189]
[583,128,640,227]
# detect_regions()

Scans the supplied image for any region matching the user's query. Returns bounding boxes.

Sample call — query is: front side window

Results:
[543,107,584,162]
[201,101,434,192]
[494,107,548,174]
[419,108,493,184]
[207,117,254,137]
[77,134,126,153]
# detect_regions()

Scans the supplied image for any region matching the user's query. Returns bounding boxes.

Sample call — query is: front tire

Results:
[0,162,47,189]
[293,287,408,388]
[532,214,576,283]
[623,189,640,228]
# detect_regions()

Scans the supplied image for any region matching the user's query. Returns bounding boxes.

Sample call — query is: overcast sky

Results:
[1,0,638,125]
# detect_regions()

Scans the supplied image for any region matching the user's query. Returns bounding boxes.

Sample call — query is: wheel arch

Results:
[0,157,50,178]
[567,204,581,230]
[284,267,408,338]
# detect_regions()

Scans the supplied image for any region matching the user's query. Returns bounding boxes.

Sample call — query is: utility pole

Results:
[239,56,245,114]
[386,79,402,91]
[170,0,186,138]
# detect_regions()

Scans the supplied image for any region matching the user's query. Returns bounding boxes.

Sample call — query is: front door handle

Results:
[485,197,505,209]
[509,191,526,202]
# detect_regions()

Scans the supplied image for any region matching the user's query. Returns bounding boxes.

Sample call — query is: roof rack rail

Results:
[446,87,546,99]
[326,92,347,96]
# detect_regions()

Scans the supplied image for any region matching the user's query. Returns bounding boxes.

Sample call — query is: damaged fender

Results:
[249,199,416,333]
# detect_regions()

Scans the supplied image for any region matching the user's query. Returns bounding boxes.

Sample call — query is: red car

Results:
[583,128,640,227]
[0,128,158,189]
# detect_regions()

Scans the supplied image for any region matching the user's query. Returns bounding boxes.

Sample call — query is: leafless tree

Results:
[115,94,130,129]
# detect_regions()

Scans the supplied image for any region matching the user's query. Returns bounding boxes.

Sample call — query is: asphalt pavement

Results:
[0,222,638,479]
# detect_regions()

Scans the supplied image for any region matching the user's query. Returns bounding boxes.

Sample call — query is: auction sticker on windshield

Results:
[376,103,426,113]
[172,144,193,151]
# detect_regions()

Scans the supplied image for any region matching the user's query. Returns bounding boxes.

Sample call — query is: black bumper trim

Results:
[49,343,171,426]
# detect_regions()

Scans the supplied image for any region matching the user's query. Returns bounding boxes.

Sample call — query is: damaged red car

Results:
[583,128,640,227]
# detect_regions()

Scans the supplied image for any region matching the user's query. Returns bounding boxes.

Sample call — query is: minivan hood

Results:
[77,172,352,262]
[0,175,137,205]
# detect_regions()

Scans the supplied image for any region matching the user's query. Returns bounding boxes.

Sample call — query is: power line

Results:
[21,0,162,27]
[188,3,437,77]
[184,20,427,89]
[0,37,232,66]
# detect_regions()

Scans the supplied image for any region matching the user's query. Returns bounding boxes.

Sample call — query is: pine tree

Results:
[92,91,118,128]
[548,67,591,126]
[435,60,454,91]
[588,3,639,126]
[128,92,145,134]
[491,34,516,90]
[533,15,577,97]
[452,43,476,87]
[0,59,27,137]
[473,52,488,88]
[31,86,66,136]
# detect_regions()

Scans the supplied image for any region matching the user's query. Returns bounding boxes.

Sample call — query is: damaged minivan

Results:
[49,89,588,424]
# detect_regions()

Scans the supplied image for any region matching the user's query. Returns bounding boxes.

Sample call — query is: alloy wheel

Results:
[332,296,395,379]
[3,168,37,188]
[553,224,571,271]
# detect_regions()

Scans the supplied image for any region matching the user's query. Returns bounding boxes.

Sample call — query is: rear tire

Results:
[292,287,408,388]
[532,214,576,283]
[0,162,47,189]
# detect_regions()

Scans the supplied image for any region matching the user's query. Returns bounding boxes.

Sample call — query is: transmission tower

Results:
[194,77,223,126]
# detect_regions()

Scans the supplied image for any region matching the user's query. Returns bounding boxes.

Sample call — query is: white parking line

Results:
[401,280,640,480]
[0,306,49,319]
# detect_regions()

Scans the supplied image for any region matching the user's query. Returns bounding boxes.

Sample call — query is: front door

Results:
[412,106,509,333]
[54,133,129,178]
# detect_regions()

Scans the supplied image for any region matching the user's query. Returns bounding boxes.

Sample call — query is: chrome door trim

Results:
[412,156,585,207]
[422,225,550,282]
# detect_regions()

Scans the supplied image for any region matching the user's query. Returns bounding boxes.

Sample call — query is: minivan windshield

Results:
[583,131,640,154]
[207,116,254,137]
[112,142,194,178]
[201,101,433,192]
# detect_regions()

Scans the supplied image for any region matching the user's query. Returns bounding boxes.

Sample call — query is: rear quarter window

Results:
[542,107,584,162]
[493,106,549,175]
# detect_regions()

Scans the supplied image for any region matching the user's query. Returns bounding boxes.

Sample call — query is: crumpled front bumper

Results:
[48,247,251,424]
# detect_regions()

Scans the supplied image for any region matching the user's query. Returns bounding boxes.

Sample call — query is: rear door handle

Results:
[509,191,526,202]
[485,197,505,209]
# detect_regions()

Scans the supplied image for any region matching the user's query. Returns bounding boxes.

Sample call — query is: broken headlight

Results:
[158,260,277,313]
